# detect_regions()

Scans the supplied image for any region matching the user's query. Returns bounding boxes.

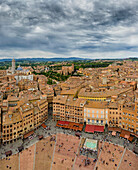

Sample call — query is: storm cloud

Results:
[0,0,138,59]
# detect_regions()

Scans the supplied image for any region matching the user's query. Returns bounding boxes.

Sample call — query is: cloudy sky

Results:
[0,0,138,59]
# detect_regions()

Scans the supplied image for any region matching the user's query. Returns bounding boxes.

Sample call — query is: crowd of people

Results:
[79,147,98,159]
[0,116,137,170]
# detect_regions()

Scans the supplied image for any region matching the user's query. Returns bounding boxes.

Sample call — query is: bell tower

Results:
[12,58,15,74]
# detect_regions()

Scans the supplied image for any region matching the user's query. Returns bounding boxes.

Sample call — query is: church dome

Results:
[17,66,23,71]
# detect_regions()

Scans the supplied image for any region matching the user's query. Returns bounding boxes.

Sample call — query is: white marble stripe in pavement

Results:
[33,143,36,170]
[50,134,57,170]
[72,137,82,170]
[117,147,126,170]
[94,141,105,170]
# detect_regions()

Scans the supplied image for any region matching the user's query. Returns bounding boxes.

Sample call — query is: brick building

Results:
[62,64,74,75]
[53,95,86,123]
[1,96,48,144]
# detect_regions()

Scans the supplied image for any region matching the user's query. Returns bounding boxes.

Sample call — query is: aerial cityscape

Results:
[0,0,138,170]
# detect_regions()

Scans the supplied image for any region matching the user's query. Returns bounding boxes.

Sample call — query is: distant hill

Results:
[0,57,137,62]
[0,57,89,62]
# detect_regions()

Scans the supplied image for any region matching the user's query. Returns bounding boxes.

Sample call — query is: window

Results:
[92,110,94,113]
[92,120,94,123]
[101,115,103,118]
[101,120,103,124]
[88,114,90,117]
[106,110,108,114]
[101,111,103,114]
[97,115,98,118]
[88,110,90,113]
[96,120,99,123]
[97,110,99,113]
[88,119,90,122]
[92,114,94,118]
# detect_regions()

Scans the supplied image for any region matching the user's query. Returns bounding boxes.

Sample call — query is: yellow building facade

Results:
[84,101,108,126]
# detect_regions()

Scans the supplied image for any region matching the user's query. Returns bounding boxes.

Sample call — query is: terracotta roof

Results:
[85,101,107,109]
[53,95,68,104]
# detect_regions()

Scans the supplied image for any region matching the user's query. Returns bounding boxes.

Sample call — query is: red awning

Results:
[41,123,47,129]
[120,133,125,138]
[24,130,34,139]
[85,125,95,133]
[58,121,69,126]
[94,125,104,132]
[85,125,104,133]
[128,136,134,142]
[108,127,121,132]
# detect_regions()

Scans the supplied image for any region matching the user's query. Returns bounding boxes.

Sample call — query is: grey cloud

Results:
[0,0,138,58]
